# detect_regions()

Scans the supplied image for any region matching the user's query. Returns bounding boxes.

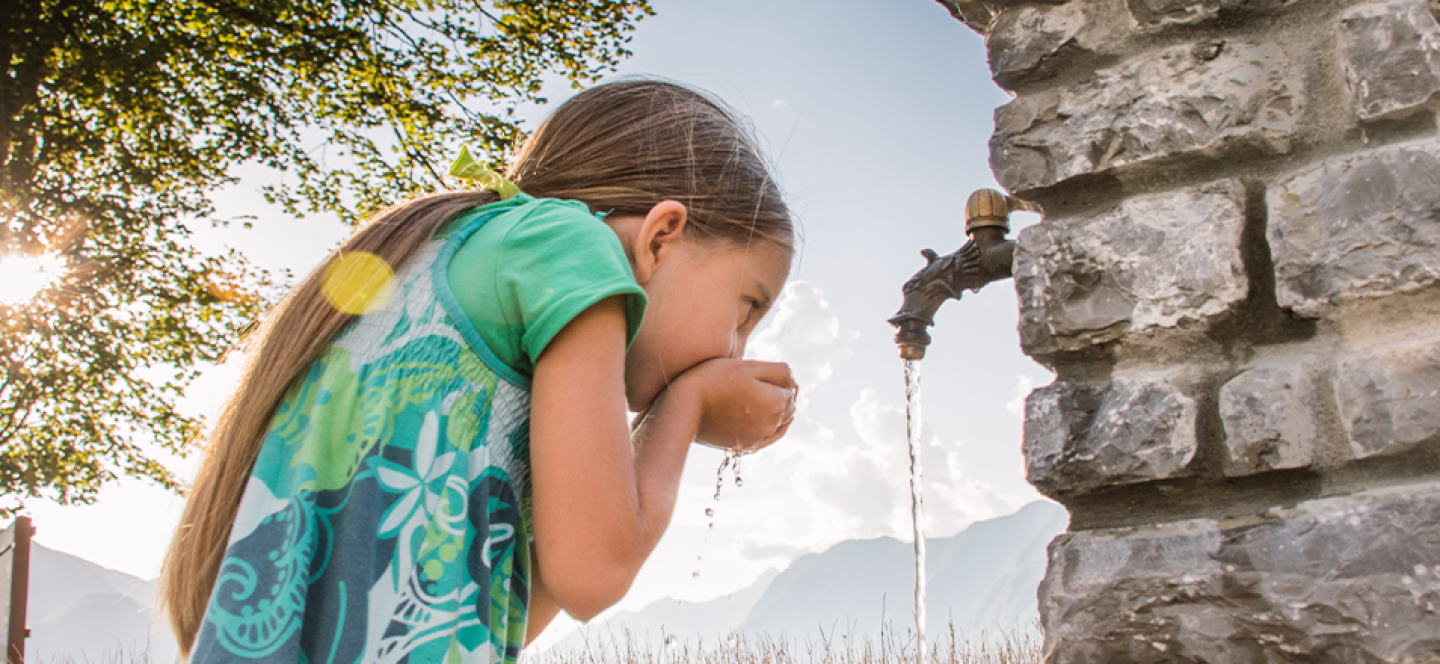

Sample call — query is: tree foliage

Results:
[0,0,652,515]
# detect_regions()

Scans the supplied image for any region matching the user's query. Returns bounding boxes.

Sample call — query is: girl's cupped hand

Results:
[673,358,798,453]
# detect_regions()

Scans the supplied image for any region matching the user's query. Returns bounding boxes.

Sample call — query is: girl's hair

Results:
[160,78,792,655]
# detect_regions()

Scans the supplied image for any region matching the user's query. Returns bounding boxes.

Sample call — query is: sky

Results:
[22,0,1056,646]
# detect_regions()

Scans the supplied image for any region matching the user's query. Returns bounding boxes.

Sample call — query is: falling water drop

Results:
[733,454,743,487]
[714,452,734,500]
[692,571,700,579]
[705,508,715,517]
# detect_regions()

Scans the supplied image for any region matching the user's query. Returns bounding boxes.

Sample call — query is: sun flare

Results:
[0,253,65,305]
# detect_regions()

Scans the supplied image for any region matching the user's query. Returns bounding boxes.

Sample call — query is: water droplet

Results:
[705,508,714,517]
[744,406,751,414]
[708,522,715,529]
[714,452,734,500]
[692,571,700,579]
[736,477,744,487]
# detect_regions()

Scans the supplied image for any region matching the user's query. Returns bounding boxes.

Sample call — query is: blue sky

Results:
[25,0,1055,645]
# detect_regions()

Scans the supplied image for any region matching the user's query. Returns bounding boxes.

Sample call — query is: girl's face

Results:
[624,235,793,412]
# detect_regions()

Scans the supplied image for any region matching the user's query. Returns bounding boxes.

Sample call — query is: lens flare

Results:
[0,253,64,305]
[321,252,396,315]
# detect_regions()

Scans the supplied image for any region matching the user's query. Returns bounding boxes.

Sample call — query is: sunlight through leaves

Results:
[0,253,64,305]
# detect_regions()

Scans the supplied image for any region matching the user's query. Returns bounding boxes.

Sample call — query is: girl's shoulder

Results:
[443,194,646,378]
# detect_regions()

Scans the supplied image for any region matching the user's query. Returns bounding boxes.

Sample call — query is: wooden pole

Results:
[2,518,31,664]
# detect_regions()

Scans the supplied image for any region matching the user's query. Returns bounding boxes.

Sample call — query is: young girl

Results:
[161,79,798,663]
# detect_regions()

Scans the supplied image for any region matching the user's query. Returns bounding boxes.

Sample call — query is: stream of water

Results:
[905,359,928,664]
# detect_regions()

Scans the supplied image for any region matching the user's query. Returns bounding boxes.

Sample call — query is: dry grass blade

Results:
[530,618,1042,664]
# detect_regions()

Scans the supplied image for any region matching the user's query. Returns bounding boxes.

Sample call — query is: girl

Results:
[160,79,798,663]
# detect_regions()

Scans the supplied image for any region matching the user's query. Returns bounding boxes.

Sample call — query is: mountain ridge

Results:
[557,500,1067,650]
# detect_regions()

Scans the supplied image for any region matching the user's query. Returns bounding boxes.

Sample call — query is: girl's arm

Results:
[529,296,699,622]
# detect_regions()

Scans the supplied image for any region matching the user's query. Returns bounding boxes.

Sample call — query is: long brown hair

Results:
[160,78,792,656]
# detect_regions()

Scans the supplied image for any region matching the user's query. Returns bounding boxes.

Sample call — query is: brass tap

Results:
[888,189,1029,360]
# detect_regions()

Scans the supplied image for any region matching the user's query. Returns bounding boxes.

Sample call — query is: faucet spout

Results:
[888,189,1028,360]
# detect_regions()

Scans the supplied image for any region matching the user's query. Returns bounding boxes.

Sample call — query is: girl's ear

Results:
[631,200,689,285]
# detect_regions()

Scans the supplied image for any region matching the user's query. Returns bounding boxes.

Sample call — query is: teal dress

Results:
[191,195,646,663]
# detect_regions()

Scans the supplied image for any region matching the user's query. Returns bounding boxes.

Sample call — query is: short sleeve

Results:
[446,199,648,377]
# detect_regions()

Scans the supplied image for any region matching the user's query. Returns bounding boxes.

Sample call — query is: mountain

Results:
[24,544,178,664]
[559,567,784,651]
[556,501,1068,649]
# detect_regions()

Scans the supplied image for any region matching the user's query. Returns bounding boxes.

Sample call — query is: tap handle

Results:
[964,188,1034,235]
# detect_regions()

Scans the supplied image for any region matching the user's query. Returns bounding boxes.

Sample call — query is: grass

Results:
[31,641,162,664]
[532,619,1044,664]
[28,620,1043,664]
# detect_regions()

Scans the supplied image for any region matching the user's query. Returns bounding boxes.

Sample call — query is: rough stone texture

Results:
[1269,139,1440,317]
[990,41,1300,193]
[1336,339,1440,459]
[1219,365,1322,476]
[1339,0,1440,121]
[986,4,1088,89]
[962,0,1440,655]
[1014,181,1248,356]
[1024,374,1198,496]
[1126,0,1299,28]
[1039,483,1440,663]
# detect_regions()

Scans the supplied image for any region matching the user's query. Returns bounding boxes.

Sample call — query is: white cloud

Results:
[747,281,856,389]
[1006,374,1036,421]
[847,389,1009,537]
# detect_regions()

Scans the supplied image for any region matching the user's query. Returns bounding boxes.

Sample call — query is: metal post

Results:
[1,517,32,664]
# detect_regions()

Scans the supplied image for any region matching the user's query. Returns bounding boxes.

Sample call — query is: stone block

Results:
[1339,0,1440,122]
[986,4,1088,89]
[1218,365,1321,476]
[1268,139,1440,316]
[1024,373,1198,495]
[1039,483,1440,662]
[1125,0,1299,28]
[990,41,1300,194]
[1336,339,1440,459]
[1014,181,1248,356]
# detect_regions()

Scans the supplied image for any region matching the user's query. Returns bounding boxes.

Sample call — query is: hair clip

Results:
[449,146,521,200]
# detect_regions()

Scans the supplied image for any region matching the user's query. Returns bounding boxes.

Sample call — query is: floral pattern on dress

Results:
[191,211,532,664]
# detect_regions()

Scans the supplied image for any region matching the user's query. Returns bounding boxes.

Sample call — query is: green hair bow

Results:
[449,146,521,200]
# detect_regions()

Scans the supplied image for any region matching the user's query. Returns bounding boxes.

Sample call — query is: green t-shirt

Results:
[444,195,648,377]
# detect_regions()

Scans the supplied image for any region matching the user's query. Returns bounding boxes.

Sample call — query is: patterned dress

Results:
[192,203,560,663]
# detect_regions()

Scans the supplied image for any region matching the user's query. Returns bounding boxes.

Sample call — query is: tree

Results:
[0,0,653,515]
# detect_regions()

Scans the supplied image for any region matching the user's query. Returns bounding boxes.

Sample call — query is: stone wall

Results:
[950,0,1440,659]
